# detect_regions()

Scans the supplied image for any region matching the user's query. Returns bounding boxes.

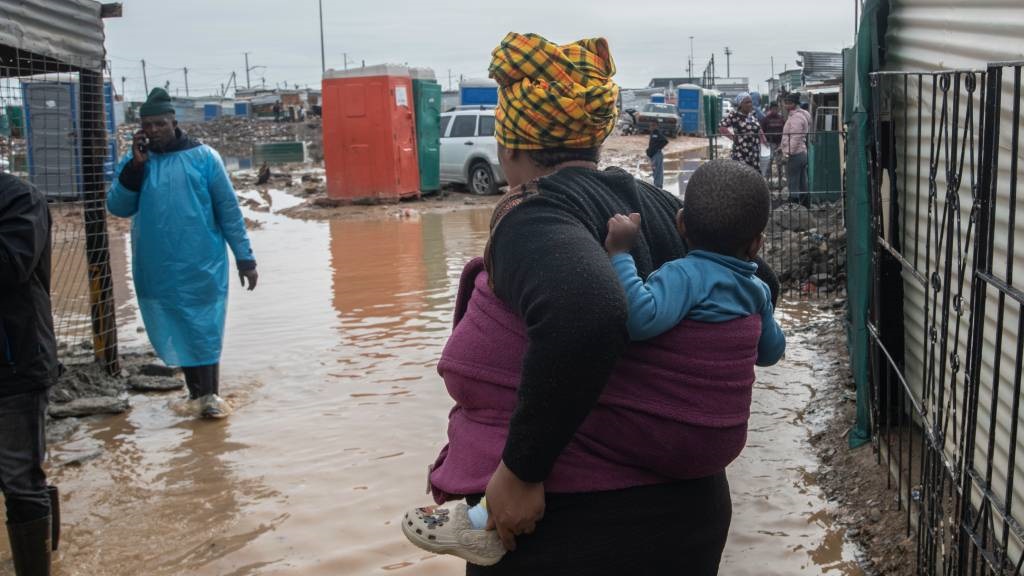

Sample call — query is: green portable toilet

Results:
[702,90,722,137]
[702,90,722,157]
[6,105,23,138]
[808,107,842,201]
[411,69,442,193]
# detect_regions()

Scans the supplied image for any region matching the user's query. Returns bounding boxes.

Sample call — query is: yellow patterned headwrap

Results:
[488,32,619,150]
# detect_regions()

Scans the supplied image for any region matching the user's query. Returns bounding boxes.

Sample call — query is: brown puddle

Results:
[2,192,862,575]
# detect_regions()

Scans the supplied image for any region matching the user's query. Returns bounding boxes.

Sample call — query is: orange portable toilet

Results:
[322,65,421,202]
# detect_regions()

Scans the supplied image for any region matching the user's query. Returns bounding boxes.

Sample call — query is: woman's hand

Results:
[605,213,641,255]
[484,461,545,551]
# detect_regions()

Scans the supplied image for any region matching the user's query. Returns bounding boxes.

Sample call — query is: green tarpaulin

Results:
[844,0,882,448]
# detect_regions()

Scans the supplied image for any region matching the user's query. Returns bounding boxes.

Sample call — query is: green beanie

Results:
[140,87,174,117]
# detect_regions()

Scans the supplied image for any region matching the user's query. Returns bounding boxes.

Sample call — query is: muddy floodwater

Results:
[2,190,862,575]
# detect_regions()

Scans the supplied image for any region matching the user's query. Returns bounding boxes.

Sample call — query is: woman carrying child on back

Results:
[401,31,785,576]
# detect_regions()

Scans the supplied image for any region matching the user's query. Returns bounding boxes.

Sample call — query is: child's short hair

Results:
[683,159,770,256]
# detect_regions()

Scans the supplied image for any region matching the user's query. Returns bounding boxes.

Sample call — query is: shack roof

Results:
[647,77,698,89]
[0,0,109,74]
[797,51,843,83]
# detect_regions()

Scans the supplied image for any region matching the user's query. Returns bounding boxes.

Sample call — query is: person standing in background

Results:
[781,93,812,206]
[719,93,766,171]
[647,128,669,189]
[107,88,259,419]
[760,102,787,181]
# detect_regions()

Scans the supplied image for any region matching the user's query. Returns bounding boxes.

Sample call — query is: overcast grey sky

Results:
[105,0,855,101]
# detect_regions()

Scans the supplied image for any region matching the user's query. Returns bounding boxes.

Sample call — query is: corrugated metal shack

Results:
[853,0,1024,572]
[0,0,121,370]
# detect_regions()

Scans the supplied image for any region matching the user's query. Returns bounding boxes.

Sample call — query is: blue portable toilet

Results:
[676,84,702,136]
[102,82,117,182]
[459,79,498,106]
[234,101,251,117]
[22,80,118,199]
[203,103,221,121]
[650,93,666,104]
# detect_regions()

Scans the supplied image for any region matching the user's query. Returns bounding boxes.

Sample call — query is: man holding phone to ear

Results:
[107,88,258,419]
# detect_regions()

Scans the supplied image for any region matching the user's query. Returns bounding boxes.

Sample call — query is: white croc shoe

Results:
[401,502,506,566]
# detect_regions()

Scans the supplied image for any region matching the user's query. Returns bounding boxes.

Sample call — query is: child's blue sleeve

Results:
[755,283,786,366]
[611,253,697,341]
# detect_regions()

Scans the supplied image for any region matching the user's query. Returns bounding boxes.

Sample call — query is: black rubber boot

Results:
[6,516,51,576]
[182,369,201,400]
[46,486,59,551]
[183,365,219,398]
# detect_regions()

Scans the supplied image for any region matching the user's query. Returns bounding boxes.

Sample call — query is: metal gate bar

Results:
[867,68,989,575]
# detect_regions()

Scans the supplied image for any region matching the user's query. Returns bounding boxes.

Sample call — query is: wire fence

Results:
[675,130,847,299]
[0,46,120,375]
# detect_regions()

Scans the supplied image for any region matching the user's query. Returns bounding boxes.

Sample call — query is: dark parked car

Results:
[636,103,680,137]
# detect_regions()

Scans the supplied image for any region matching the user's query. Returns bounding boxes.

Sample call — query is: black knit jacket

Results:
[490,166,779,483]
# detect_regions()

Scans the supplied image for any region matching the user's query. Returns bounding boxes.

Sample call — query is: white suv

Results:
[440,107,506,195]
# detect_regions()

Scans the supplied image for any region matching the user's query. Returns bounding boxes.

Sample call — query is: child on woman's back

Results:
[605,158,786,365]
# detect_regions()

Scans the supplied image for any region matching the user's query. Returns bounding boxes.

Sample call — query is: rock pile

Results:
[117,116,323,161]
[47,350,185,442]
[763,201,847,294]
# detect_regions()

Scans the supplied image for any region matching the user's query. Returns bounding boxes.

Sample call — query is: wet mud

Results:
[1,188,867,574]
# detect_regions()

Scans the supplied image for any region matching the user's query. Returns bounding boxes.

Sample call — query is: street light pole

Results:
[689,36,695,80]
[318,0,326,75]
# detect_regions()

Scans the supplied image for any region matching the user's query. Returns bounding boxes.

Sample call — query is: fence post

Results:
[79,69,120,375]
[957,66,999,573]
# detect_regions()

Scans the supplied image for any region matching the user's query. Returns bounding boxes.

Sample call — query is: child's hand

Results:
[605,213,642,255]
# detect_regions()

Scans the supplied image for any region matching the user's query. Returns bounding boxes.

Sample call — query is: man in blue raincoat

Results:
[108,88,258,419]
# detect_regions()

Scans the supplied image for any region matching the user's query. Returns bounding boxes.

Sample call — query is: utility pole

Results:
[855,0,859,39]
[689,36,694,80]
[724,47,733,78]
[244,54,266,91]
[183,67,189,96]
[141,59,148,94]
[448,69,453,91]
[220,71,237,97]
[107,58,115,98]
[318,0,326,75]
[771,56,775,78]
[245,52,251,89]
[120,76,126,101]
[343,53,349,70]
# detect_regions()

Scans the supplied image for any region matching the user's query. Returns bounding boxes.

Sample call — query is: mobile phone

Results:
[137,136,149,154]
